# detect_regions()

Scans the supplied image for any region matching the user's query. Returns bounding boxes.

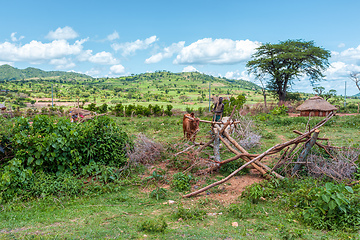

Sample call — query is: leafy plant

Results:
[139,216,167,233]
[174,204,206,220]
[171,172,192,192]
[150,187,167,200]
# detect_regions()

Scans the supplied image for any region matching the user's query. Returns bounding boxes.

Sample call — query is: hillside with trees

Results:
[0,65,92,82]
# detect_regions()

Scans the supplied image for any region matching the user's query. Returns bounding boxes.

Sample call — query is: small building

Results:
[296,96,337,117]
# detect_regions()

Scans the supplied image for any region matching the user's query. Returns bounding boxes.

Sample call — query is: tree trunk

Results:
[262,89,267,110]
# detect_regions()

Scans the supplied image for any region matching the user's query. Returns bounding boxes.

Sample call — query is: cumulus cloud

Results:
[224,70,251,81]
[182,66,198,72]
[77,50,118,65]
[332,44,360,62]
[107,31,119,41]
[46,26,79,40]
[10,32,24,42]
[173,38,260,65]
[325,61,360,80]
[85,68,102,77]
[109,64,125,74]
[338,43,345,48]
[49,57,76,69]
[89,51,118,65]
[0,39,86,62]
[111,35,158,56]
[145,41,185,64]
[0,61,13,66]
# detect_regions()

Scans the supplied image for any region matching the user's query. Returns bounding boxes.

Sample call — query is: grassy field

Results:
[1,113,360,239]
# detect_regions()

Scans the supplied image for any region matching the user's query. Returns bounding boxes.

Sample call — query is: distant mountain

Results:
[0,65,92,81]
[353,92,360,97]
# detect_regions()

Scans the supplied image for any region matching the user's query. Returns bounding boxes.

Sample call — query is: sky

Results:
[1,0,360,95]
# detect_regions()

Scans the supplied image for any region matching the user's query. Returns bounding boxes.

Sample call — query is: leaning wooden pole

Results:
[292,129,320,175]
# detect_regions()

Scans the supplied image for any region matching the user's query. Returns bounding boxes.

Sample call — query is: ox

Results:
[183,112,200,142]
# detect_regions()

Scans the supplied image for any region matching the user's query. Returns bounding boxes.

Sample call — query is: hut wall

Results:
[300,110,333,117]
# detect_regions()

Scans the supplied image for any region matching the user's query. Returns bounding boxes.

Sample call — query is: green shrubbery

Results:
[111,103,173,117]
[171,172,192,192]
[0,115,132,203]
[240,178,360,231]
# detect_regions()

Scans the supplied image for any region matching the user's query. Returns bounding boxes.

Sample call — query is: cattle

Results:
[183,112,200,142]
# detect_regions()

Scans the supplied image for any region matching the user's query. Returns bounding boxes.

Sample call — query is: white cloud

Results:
[77,50,118,65]
[109,64,125,74]
[49,57,76,69]
[111,35,158,56]
[10,32,24,42]
[338,43,345,48]
[85,68,102,77]
[182,66,198,72]
[224,70,250,81]
[325,61,360,79]
[145,41,185,64]
[0,61,14,66]
[46,26,79,40]
[89,51,118,65]
[332,44,360,62]
[0,39,86,62]
[107,31,119,41]
[174,38,260,65]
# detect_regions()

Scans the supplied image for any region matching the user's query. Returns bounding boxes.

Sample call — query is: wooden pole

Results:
[213,128,221,163]
[292,129,320,175]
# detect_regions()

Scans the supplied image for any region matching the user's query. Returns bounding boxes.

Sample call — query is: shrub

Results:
[174,204,206,220]
[290,182,360,231]
[171,172,192,192]
[139,217,167,233]
[0,115,132,203]
[164,105,173,116]
[150,187,167,200]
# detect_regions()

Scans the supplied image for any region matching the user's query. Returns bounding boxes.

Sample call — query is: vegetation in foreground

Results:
[0,112,360,239]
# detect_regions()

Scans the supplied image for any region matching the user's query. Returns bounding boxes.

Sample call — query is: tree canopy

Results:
[246,40,331,101]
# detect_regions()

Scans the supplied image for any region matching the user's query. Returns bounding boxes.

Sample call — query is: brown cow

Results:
[183,112,200,142]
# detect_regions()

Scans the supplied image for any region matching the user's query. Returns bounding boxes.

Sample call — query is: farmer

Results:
[211,97,224,122]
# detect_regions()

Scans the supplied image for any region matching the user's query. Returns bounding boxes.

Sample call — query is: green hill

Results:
[0,65,92,81]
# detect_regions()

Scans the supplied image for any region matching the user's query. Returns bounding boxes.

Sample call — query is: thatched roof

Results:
[296,96,337,111]
[0,103,6,110]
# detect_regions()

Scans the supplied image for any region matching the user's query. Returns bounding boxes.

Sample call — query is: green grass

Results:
[1,185,359,239]
[1,113,360,239]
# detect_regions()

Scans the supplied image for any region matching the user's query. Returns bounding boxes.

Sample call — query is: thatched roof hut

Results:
[0,103,6,110]
[296,96,337,117]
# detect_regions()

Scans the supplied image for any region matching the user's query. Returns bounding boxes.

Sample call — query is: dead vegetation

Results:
[230,113,261,150]
[306,148,360,182]
[127,133,164,165]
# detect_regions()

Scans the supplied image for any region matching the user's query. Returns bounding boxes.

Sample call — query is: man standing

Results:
[211,97,224,122]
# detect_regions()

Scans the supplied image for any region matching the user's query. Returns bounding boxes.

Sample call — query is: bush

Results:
[139,217,167,233]
[0,115,132,203]
[174,204,206,220]
[171,172,192,192]
[290,182,360,231]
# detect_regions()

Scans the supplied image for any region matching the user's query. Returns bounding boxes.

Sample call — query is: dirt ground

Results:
[144,161,264,205]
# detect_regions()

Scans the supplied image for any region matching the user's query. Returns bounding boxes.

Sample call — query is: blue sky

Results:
[1,0,360,95]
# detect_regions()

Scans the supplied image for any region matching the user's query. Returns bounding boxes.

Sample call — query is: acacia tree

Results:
[246,40,331,101]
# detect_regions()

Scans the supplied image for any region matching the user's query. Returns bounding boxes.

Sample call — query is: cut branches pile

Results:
[177,112,344,198]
